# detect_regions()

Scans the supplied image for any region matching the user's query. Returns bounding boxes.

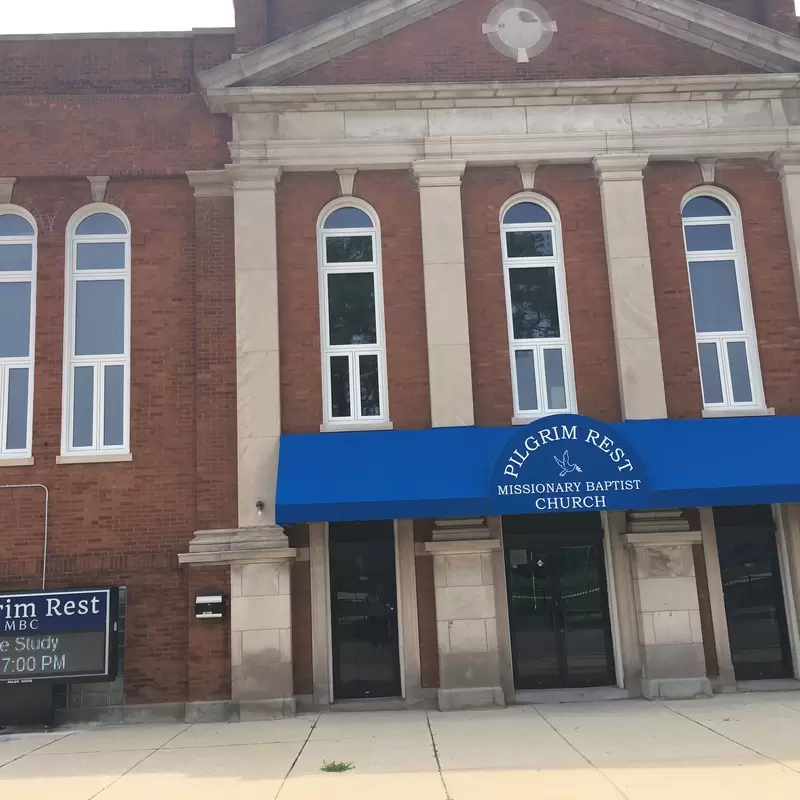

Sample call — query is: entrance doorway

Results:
[715,506,793,681]
[503,513,615,690]
[328,520,402,700]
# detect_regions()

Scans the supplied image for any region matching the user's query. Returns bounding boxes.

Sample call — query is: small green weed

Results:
[320,760,355,773]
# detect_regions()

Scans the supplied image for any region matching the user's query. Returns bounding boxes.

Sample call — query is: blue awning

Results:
[275,415,800,524]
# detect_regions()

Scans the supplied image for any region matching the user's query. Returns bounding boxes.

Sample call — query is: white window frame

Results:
[680,187,765,412]
[500,193,577,419]
[317,199,389,427]
[0,206,37,460]
[61,204,131,456]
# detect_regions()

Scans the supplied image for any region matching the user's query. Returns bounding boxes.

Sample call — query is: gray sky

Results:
[1,0,797,35]
[1,1,234,34]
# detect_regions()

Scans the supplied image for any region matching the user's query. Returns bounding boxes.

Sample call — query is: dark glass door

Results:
[504,513,615,690]
[715,506,792,681]
[329,521,402,700]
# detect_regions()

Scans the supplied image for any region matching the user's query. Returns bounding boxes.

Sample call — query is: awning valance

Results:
[275,414,800,524]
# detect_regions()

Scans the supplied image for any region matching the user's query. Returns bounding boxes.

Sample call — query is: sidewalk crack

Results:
[88,723,190,799]
[274,712,321,798]
[426,710,452,800]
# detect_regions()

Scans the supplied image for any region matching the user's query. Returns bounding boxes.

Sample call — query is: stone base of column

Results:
[438,686,505,711]
[641,677,712,701]
[426,519,506,712]
[230,697,296,721]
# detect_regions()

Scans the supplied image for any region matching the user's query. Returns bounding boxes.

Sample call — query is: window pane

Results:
[327,272,377,345]
[509,267,560,339]
[543,348,567,410]
[0,282,31,358]
[514,350,538,412]
[103,364,125,446]
[0,214,34,236]
[76,213,127,235]
[698,342,724,405]
[72,365,94,448]
[330,355,351,418]
[75,280,125,356]
[359,354,380,418]
[727,341,753,403]
[682,196,730,218]
[0,244,33,271]
[689,260,743,333]
[324,207,372,229]
[325,235,374,264]
[76,242,126,270]
[506,230,553,258]
[503,202,552,225]
[5,368,29,451]
[684,224,733,252]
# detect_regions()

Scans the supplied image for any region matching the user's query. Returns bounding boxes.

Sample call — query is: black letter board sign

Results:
[0,588,118,683]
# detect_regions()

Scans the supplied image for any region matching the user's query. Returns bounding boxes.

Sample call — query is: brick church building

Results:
[3,0,800,722]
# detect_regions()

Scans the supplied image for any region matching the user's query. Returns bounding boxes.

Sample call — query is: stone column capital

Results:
[593,153,650,182]
[772,150,800,177]
[412,159,467,188]
[225,163,282,192]
[179,526,296,566]
[187,169,233,198]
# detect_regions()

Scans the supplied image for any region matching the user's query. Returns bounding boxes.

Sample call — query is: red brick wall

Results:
[278,171,430,433]
[646,161,800,418]
[285,0,755,86]
[463,166,621,427]
[0,36,234,707]
[188,566,231,702]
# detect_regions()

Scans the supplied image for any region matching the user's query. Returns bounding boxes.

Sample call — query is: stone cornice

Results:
[228,128,800,171]
[206,73,800,113]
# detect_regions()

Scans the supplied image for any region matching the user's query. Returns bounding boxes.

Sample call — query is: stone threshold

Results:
[514,686,630,705]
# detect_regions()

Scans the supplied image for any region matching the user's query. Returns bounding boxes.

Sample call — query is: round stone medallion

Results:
[482,0,557,63]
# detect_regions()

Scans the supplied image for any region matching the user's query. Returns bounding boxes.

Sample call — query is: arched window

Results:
[318,203,388,425]
[681,190,763,410]
[501,197,576,417]
[62,207,131,455]
[0,208,36,458]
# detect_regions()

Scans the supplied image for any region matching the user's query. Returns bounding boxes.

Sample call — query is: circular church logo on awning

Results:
[489,414,652,515]
[482,0,557,63]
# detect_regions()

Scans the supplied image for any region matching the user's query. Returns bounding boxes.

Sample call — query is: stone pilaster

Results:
[771,152,800,319]
[412,159,475,428]
[623,510,712,700]
[425,518,504,710]
[594,154,667,420]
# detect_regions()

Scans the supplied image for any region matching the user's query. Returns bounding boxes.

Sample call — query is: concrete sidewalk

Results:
[4,692,800,799]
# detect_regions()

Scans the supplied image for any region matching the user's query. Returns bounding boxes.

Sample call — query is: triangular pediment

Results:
[200,0,800,90]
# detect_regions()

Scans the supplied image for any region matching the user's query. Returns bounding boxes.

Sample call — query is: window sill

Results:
[0,457,34,468]
[701,407,775,419]
[511,413,575,426]
[320,421,394,433]
[56,453,133,465]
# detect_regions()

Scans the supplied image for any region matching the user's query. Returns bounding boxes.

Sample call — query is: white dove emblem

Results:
[554,450,582,477]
